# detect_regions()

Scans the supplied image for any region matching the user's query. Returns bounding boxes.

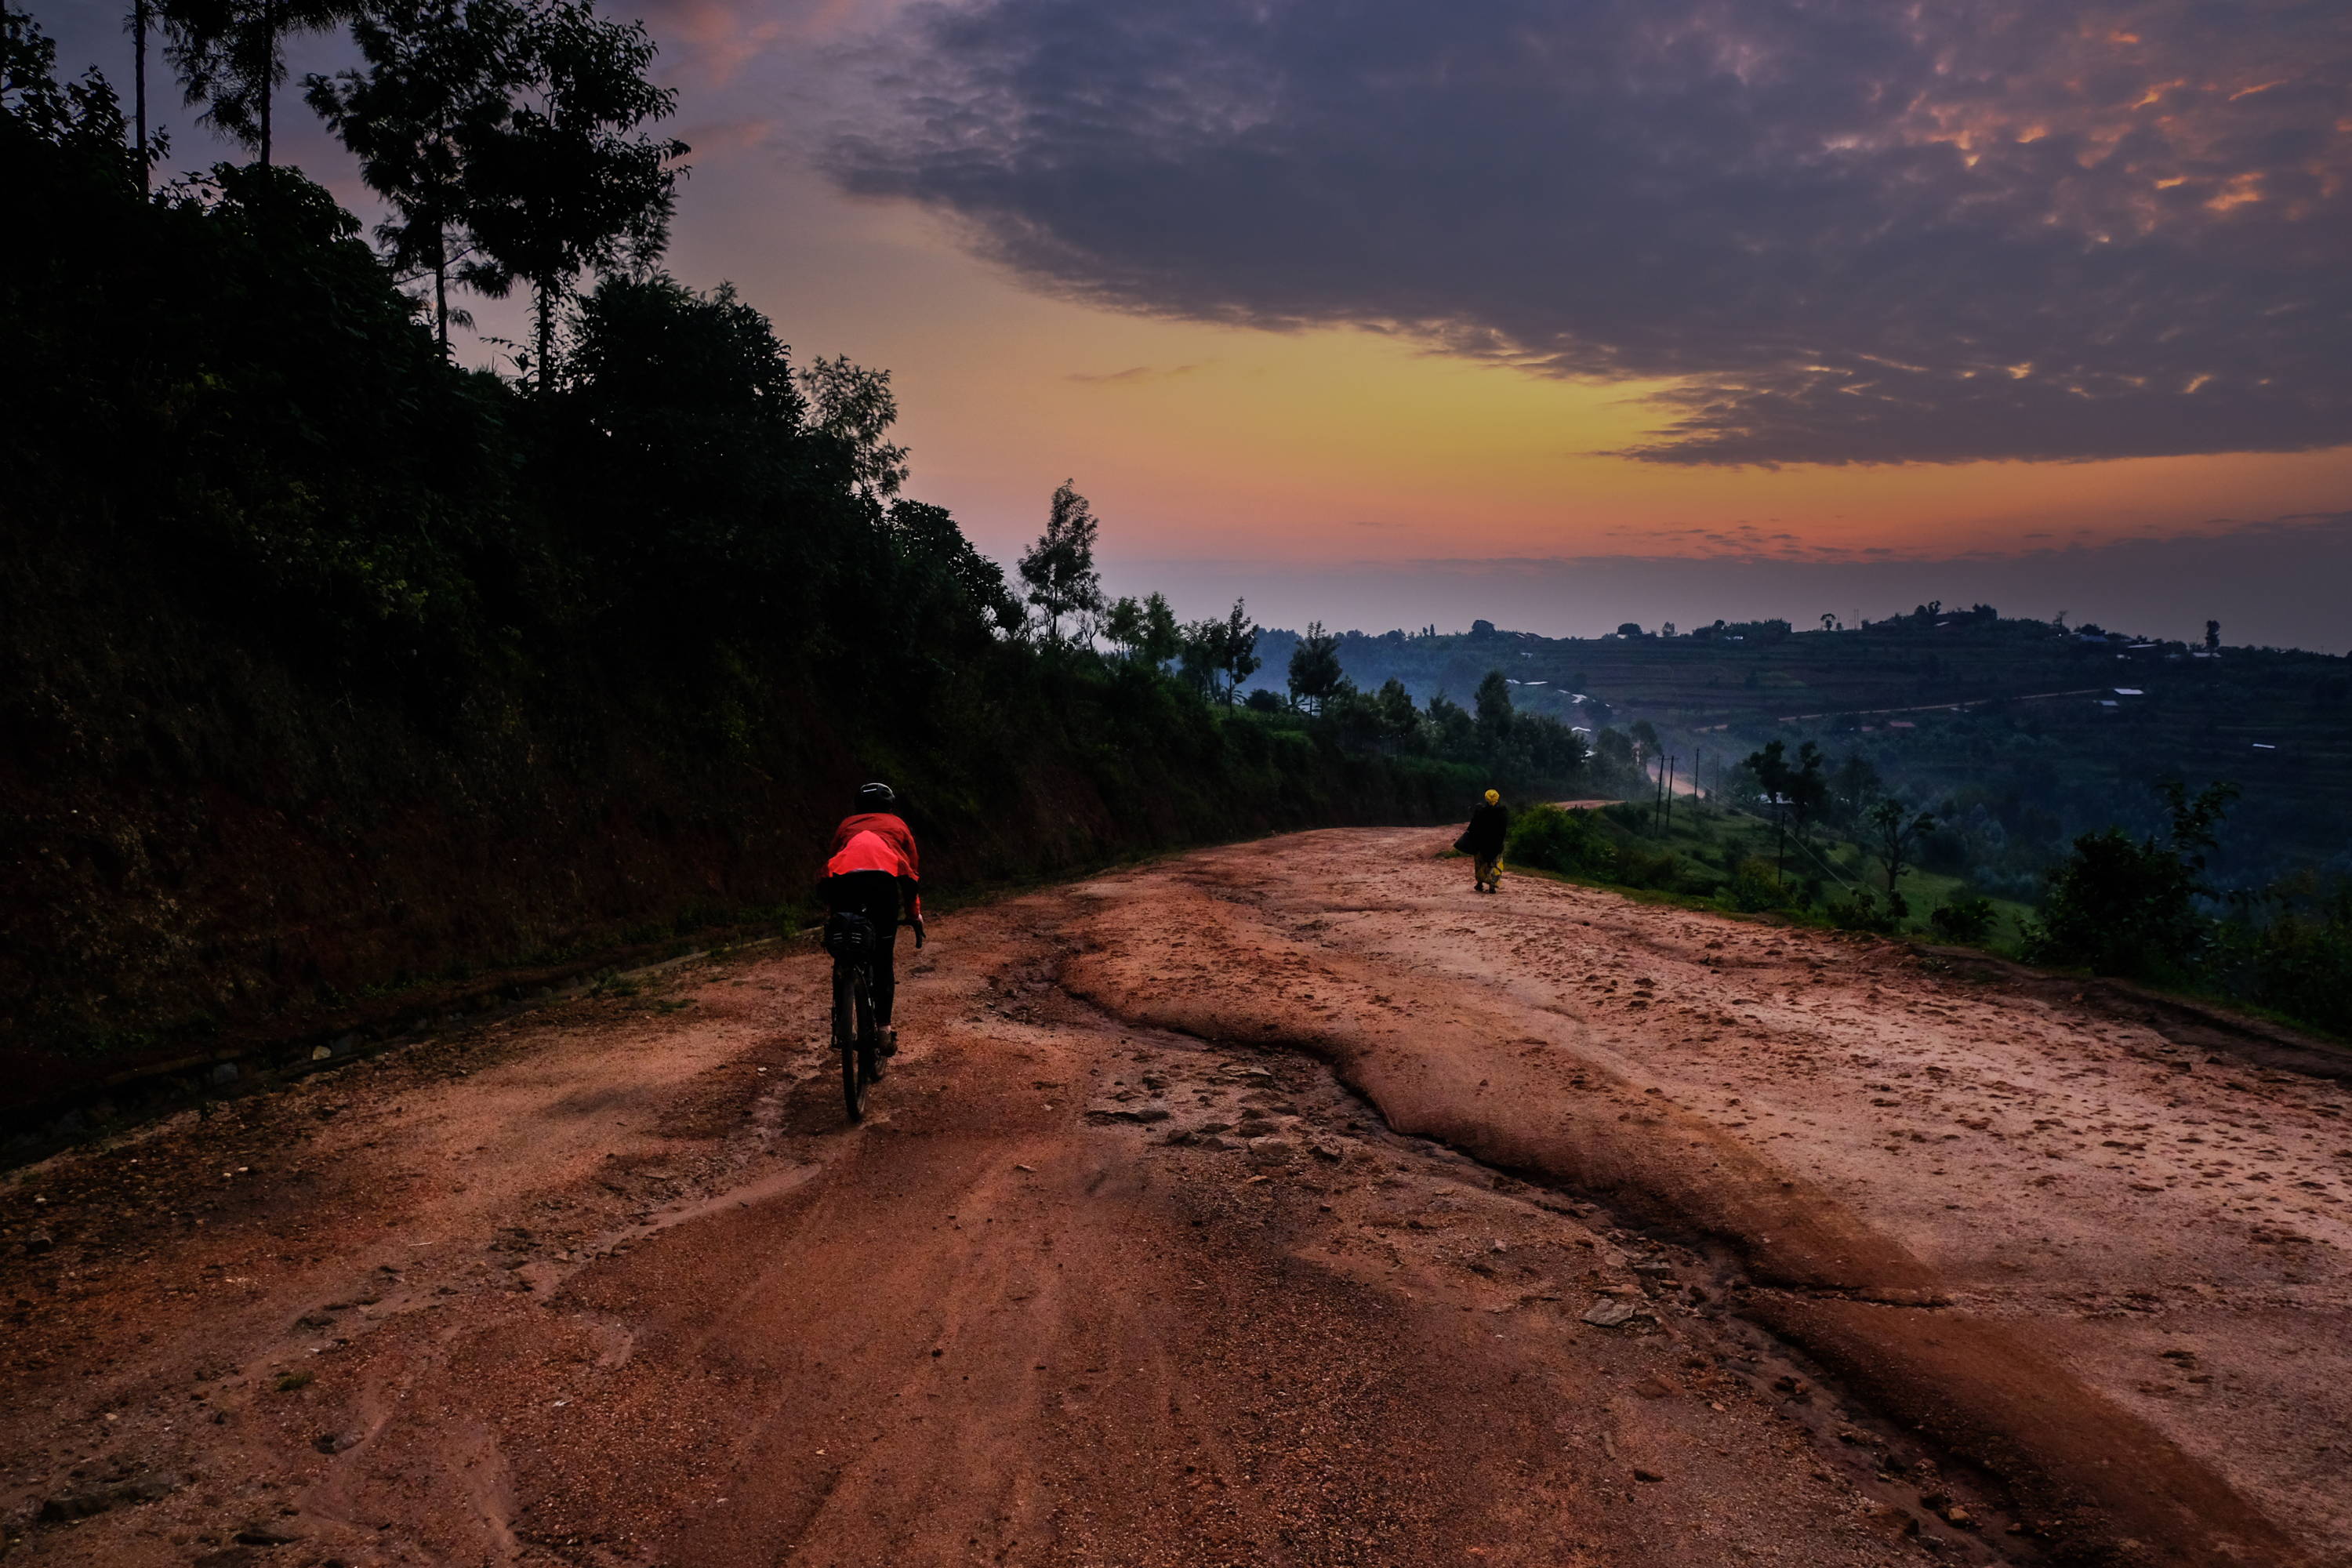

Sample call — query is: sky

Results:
[28,0,2352,649]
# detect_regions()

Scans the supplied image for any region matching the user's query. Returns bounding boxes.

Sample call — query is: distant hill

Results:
[1252,610,2352,891]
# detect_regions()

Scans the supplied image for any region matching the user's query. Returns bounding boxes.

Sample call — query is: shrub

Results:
[2021,782,2234,982]
[1929,895,1998,945]
[1824,888,1897,932]
[1506,804,1613,877]
[1726,857,1784,913]
[1614,842,1686,892]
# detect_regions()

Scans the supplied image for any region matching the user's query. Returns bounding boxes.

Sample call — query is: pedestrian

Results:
[1457,788,1508,894]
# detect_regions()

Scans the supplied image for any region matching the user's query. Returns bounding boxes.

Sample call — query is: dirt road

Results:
[5,827,2348,1568]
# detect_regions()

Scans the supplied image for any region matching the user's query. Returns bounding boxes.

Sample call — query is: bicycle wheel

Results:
[835,961,868,1123]
[855,967,884,1085]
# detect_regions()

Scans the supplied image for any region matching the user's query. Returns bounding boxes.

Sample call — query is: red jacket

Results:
[827,812,922,918]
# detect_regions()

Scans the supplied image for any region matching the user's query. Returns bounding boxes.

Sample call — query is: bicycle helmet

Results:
[857,781,897,808]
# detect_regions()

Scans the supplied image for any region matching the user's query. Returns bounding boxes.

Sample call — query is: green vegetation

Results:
[0,12,1585,1079]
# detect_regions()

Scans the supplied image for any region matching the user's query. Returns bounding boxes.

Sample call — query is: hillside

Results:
[1253,612,2352,891]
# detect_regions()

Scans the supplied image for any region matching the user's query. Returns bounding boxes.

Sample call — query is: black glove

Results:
[913,920,927,949]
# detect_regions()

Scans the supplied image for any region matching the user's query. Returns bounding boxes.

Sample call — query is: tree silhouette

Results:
[797,354,909,502]
[1373,678,1419,754]
[1104,591,1181,667]
[1867,799,1938,920]
[307,0,522,350]
[1475,670,1514,746]
[1183,599,1258,704]
[126,0,158,186]
[1287,621,1345,713]
[1017,480,1103,644]
[1752,742,1788,870]
[457,0,685,387]
[1784,739,1828,850]
[162,0,355,168]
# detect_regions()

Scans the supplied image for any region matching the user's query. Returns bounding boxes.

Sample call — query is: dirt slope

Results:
[2,826,2347,1568]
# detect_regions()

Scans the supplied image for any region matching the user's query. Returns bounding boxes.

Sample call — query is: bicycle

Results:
[823,910,887,1121]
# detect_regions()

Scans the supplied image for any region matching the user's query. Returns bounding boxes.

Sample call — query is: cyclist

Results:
[823,782,925,1054]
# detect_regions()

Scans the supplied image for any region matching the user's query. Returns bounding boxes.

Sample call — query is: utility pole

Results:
[1664,755,1676,829]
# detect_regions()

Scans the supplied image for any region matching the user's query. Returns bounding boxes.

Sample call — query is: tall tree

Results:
[1784,739,1829,850]
[797,354,909,502]
[1017,480,1105,644]
[162,0,354,168]
[1287,621,1345,713]
[1475,669,1514,746]
[1867,799,1939,920]
[1184,599,1258,704]
[307,0,522,350]
[459,0,685,387]
[1373,677,1419,754]
[127,0,151,185]
[1745,739,1793,877]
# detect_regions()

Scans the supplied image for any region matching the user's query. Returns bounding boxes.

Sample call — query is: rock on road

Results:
[4,826,2349,1568]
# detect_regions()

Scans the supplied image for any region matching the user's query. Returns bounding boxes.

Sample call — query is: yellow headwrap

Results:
[1484,789,1500,804]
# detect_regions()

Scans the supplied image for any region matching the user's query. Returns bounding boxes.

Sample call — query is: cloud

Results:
[1066,362,1203,383]
[826,0,2352,466]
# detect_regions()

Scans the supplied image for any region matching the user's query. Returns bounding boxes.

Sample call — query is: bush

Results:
[1824,887,1898,932]
[1614,841,1686,892]
[2209,882,2352,1038]
[1929,895,1998,945]
[1506,804,1613,877]
[2021,782,2234,982]
[1726,856,1784,913]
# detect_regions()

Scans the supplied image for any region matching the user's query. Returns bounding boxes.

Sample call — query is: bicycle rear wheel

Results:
[835,963,868,1123]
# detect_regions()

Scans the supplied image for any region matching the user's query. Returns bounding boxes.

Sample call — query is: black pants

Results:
[826,870,903,1027]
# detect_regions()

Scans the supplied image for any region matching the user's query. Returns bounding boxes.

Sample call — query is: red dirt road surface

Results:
[5,826,2349,1568]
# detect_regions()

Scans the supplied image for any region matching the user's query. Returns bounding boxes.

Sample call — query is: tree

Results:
[1287,621,1345,713]
[6,12,129,167]
[1820,612,1835,632]
[126,0,159,187]
[1867,799,1939,921]
[1784,740,1829,850]
[1214,597,1260,702]
[1373,677,1419,754]
[2205,619,2221,652]
[162,0,355,169]
[1102,590,1181,667]
[2024,781,2238,979]
[796,354,908,502]
[1828,750,1881,826]
[1744,739,1794,876]
[458,0,686,387]
[1182,598,1259,704]
[1428,692,1476,756]
[1016,480,1104,644]
[1474,669,1513,746]
[307,0,523,350]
